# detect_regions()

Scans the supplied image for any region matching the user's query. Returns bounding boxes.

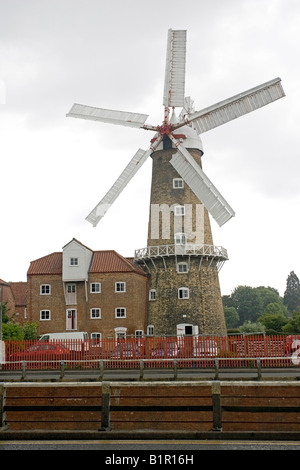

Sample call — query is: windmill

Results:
[67,29,284,229]
[67,29,285,336]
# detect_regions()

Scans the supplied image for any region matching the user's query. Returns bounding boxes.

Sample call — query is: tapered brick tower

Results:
[134,126,228,336]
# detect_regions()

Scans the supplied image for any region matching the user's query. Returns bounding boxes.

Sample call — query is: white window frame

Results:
[147,325,155,336]
[115,307,126,318]
[174,205,185,216]
[90,308,101,319]
[149,289,156,301]
[70,257,78,266]
[90,282,101,293]
[175,232,187,245]
[40,310,51,321]
[115,327,127,340]
[115,282,126,293]
[135,330,144,338]
[177,262,189,273]
[91,332,102,346]
[178,287,189,299]
[173,178,184,189]
[40,284,51,295]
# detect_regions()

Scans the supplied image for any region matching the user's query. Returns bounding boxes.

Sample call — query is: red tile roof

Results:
[9,282,27,306]
[27,249,146,277]
[27,253,62,275]
[90,251,146,275]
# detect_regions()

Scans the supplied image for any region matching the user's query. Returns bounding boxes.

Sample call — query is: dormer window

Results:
[70,257,78,266]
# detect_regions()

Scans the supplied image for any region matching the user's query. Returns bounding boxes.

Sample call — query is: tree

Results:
[282,309,300,334]
[258,311,288,334]
[239,320,265,334]
[225,286,263,325]
[224,306,239,329]
[283,271,300,314]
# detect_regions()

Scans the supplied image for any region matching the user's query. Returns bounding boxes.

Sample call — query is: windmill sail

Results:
[86,137,162,227]
[67,103,149,129]
[163,29,187,108]
[169,142,235,227]
[181,78,285,134]
[86,148,151,227]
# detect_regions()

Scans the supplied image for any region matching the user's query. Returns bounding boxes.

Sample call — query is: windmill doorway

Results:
[177,323,198,337]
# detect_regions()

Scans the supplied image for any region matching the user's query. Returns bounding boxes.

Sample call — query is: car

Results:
[193,340,218,358]
[8,343,69,362]
[111,343,142,359]
[151,342,178,358]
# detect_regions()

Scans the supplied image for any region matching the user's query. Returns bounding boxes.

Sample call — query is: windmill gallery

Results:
[60,29,285,339]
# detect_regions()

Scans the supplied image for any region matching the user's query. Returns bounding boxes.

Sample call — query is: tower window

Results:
[174,205,185,216]
[149,289,156,301]
[175,233,186,245]
[177,262,188,273]
[173,178,184,189]
[178,287,189,299]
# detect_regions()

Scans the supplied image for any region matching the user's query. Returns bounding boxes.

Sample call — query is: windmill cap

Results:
[153,124,204,154]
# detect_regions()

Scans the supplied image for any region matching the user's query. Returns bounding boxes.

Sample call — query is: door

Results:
[66,309,77,330]
[66,284,77,305]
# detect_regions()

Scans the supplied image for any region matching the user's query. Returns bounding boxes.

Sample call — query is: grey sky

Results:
[0,0,299,296]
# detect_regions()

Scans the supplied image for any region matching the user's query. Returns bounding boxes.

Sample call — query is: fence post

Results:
[60,361,65,379]
[99,360,104,380]
[257,358,262,380]
[173,359,178,380]
[101,382,111,430]
[214,358,219,380]
[21,361,26,380]
[212,380,222,431]
[139,360,144,380]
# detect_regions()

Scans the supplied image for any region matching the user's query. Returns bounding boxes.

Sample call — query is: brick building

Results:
[27,239,148,340]
[0,279,27,324]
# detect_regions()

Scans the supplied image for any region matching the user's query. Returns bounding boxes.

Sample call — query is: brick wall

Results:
[27,272,147,338]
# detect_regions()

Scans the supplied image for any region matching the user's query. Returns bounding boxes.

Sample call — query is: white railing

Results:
[134,243,228,261]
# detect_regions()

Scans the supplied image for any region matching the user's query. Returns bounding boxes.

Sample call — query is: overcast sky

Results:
[0,0,299,297]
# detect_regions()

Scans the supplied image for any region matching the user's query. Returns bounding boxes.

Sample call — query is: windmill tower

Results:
[67,29,285,336]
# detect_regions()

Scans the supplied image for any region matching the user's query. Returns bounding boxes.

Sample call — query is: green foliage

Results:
[224,306,239,329]
[2,323,24,340]
[282,310,300,334]
[239,320,266,334]
[258,311,288,334]
[22,322,39,340]
[223,285,289,333]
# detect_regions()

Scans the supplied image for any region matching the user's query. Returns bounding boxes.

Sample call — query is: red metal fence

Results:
[2,334,300,370]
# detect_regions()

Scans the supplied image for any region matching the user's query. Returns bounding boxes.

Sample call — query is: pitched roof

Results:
[90,251,146,275]
[27,247,146,277]
[9,282,27,306]
[27,252,62,275]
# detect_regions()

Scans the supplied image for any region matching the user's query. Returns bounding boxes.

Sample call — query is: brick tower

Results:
[134,124,228,336]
